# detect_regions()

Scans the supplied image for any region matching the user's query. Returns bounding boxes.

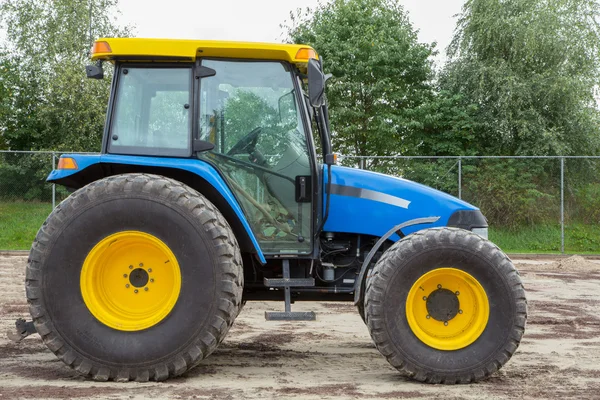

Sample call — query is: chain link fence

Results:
[1,150,600,253]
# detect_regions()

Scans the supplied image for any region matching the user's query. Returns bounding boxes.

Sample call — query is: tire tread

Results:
[364,227,527,384]
[26,173,244,382]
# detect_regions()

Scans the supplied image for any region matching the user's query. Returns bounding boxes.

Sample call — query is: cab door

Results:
[197,59,314,255]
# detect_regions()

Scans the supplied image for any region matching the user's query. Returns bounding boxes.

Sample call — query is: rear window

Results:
[109,66,192,157]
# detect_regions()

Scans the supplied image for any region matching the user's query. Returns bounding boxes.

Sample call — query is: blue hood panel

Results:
[323,165,478,238]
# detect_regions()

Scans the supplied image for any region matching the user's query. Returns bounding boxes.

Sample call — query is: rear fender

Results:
[47,154,266,264]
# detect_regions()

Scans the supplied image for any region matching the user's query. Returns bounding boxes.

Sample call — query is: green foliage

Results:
[282,0,436,169]
[0,0,130,202]
[462,159,559,228]
[443,0,600,156]
[425,0,600,229]
[0,0,131,152]
[571,183,600,224]
[0,152,54,201]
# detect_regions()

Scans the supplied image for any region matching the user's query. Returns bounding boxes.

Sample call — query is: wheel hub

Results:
[426,288,459,322]
[129,268,149,288]
[405,268,490,351]
[80,231,181,332]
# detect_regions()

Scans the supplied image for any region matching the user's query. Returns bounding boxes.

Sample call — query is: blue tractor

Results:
[18,38,526,383]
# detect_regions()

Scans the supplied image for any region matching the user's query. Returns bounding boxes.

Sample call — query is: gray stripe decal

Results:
[330,184,411,209]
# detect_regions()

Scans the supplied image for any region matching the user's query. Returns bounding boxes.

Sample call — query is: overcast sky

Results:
[116,0,465,63]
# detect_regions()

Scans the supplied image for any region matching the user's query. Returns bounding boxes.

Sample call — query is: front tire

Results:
[364,228,526,384]
[26,174,243,381]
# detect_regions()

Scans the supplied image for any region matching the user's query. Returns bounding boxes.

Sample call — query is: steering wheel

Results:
[227,127,262,156]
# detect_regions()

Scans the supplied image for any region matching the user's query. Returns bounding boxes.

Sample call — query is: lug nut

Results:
[458,309,463,314]
[444,321,448,326]
[455,291,460,296]
[426,315,431,319]
[125,284,130,288]
[150,279,154,283]
[134,289,138,294]
[139,263,143,267]
[144,287,149,292]
[148,268,152,273]
[437,284,442,289]
[123,274,128,278]
[129,265,133,269]
[422,296,427,301]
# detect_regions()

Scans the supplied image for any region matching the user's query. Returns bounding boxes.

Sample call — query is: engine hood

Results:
[322,165,481,238]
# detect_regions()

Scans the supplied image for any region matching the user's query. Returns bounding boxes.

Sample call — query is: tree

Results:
[432,0,600,227]
[0,0,131,151]
[282,0,436,169]
[442,0,600,156]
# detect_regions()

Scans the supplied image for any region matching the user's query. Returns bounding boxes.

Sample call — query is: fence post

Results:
[359,158,364,170]
[458,156,462,200]
[560,157,565,254]
[52,152,56,209]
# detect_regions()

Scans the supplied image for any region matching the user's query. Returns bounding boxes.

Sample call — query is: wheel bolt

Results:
[125,284,130,288]
[444,321,448,326]
[148,268,152,273]
[455,291,460,296]
[139,263,143,267]
[129,265,133,269]
[144,287,149,292]
[426,315,431,319]
[150,279,154,283]
[422,296,427,301]
[458,309,463,314]
[437,284,442,289]
[134,289,138,294]
[123,274,128,278]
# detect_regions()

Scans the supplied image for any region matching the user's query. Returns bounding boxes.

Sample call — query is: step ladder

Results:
[264,260,316,321]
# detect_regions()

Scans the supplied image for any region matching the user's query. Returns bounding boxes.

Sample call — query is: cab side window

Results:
[110,67,192,156]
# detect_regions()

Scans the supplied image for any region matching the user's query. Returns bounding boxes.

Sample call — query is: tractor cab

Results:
[89,39,325,256]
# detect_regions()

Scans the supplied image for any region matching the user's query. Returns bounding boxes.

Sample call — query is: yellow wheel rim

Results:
[80,231,181,331]
[406,268,489,351]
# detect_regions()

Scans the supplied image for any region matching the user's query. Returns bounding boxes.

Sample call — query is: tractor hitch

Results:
[7,318,37,343]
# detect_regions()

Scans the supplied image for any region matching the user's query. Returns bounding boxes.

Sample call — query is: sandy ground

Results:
[1,255,600,400]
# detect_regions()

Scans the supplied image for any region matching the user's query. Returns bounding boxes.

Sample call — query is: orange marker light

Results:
[57,157,78,170]
[295,48,317,60]
[92,41,112,55]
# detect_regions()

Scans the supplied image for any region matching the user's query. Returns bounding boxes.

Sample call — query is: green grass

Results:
[1,201,599,253]
[0,202,52,250]
[491,223,600,254]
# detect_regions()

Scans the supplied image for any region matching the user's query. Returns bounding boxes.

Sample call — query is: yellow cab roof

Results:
[91,38,318,70]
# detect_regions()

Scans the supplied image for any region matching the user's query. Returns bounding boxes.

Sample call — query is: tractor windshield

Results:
[198,60,312,254]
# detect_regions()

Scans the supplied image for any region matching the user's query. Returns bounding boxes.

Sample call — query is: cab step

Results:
[264,260,316,321]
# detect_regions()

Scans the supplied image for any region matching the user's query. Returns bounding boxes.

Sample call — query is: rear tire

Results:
[26,174,243,381]
[364,228,526,384]
[357,302,366,323]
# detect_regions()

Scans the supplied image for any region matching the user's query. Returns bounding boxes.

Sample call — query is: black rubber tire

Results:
[357,302,366,323]
[26,173,244,382]
[364,227,527,384]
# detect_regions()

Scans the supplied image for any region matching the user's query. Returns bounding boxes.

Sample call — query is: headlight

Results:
[471,227,488,240]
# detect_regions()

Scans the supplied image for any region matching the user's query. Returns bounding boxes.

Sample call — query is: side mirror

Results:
[85,62,104,79]
[307,58,328,108]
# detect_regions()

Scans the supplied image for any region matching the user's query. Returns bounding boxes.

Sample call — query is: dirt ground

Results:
[1,255,599,400]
